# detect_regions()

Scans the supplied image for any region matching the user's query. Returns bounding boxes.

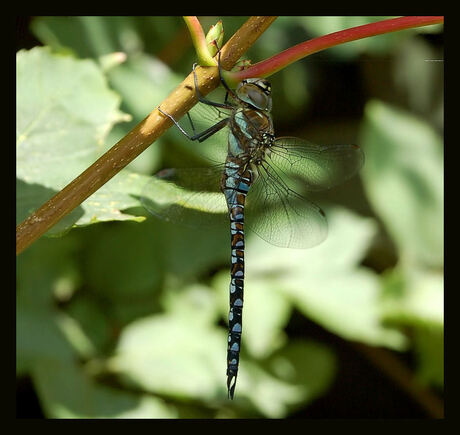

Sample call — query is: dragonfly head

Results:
[236,78,272,112]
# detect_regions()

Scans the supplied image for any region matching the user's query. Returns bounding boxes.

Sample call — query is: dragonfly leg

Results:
[191,63,234,110]
[194,117,229,143]
[158,106,229,143]
[158,106,194,140]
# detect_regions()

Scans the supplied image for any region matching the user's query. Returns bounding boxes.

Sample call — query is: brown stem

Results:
[16,16,277,255]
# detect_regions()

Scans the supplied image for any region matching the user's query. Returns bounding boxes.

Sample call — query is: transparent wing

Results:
[270,137,364,191]
[246,164,328,249]
[244,138,363,249]
[140,166,228,228]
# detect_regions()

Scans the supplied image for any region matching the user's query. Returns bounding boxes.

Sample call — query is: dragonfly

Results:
[141,58,364,399]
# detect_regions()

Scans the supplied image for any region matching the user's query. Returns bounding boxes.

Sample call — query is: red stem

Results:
[229,16,444,82]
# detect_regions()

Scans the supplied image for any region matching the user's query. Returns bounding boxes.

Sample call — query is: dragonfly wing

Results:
[245,137,363,248]
[141,166,228,228]
[270,137,364,191]
[245,165,328,249]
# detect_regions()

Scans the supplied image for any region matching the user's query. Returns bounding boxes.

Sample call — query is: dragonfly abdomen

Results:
[223,165,253,399]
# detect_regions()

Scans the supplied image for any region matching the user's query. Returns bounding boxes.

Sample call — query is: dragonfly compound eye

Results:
[236,81,273,111]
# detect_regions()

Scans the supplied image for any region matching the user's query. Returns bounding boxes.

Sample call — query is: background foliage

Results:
[16,16,443,418]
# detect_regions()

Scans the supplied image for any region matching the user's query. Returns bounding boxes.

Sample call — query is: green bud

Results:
[206,20,224,57]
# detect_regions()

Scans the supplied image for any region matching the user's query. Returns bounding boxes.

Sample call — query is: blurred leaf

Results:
[109,315,336,417]
[245,207,407,349]
[109,314,226,399]
[104,55,182,174]
[17,47,148,233]
[55,312,96,359]
[162,283,221,326]
[260,339,336,415]
[105,53,182,124]
[360,100,443,268]
[81,220,164,325]
[155,217,228,281]
[17,305,75,375]
[17,236,89,373]
[361,100,444,390]
[17,235,81,308]
[394,36,444,117]
[84,221,163,298]
[31,16,185,59]
[413,325,443,388]
[380,265,443,389]
[382,266,443,328]
[232,339,336,418]
[65,297,114,353]
[32,359,178,418]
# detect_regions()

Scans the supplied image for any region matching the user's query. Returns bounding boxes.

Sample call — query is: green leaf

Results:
[65,297,114,353]
[393,37,444,120]
[31,16,184,60]
[162,283,221,327]
[30,16,184,175]
[109,314,226,399]
[360,101,444,389]
[84,220,163,298]
[17,235,81,308]
[32,359,178,418]
[360,100,443,268]
[382,266,443,328]
[380,265,443,389]
[16,47,149,233]
[413,325,443,388]
[17,305,75,375]
[245,207,407,349]
[109,314,336,417]
[16,235,93,372]
[155,217,229,281]
[233,339,336,418]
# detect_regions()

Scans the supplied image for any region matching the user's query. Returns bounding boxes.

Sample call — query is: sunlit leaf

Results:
[16,47,148,233]
[109,315,226,399]
[31,16,185,175]
[380,265,443,389]
[360,100,443,268]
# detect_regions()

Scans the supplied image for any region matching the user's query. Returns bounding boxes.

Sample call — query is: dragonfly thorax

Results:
[250,132,274,165]
[236,78,272,112]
